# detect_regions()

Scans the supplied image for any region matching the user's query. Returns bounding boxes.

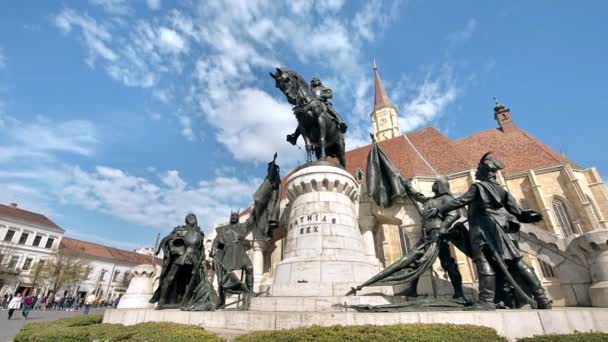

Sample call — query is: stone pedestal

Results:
[590,249,608,307]
[117,264,157,309]
[271,163,383,296]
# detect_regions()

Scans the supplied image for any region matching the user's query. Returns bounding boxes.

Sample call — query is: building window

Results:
[85,266,93,279]
[18,232,30,245]
[398,226,411,256]
[99,269,107,281]
[8,255,20,269]
[32,235,42,247]
[4,229,15,242]
[552,197,575,237]
[22,257,34,271]
[538,260,556,279]
[113,270,121,282]
[123,272,131,283]
[45,238,55,249]
[0,253,4,265]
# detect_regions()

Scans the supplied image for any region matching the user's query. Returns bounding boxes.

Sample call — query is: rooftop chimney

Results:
[10,202,18,208]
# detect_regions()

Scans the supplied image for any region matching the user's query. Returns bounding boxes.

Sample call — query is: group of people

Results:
[3,291,121,319]
[3,293,35,320]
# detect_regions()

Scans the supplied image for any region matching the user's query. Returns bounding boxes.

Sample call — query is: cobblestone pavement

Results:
[0,308,105,341]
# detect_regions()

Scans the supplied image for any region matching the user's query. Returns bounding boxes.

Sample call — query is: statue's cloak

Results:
[250,163,281,241]
[366,140,406,208]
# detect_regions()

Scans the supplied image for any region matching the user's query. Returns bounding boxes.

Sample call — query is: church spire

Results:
[373,60,394,111]
[371,60,400,142]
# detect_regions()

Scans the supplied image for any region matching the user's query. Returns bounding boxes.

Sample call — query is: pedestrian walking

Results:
[83,294,96,315]
[22,294,34,319]
[7,293,22,320]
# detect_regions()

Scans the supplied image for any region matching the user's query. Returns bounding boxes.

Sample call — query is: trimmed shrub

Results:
[518,332,608,342]
[235,324,507,342]
[14,315,223,342]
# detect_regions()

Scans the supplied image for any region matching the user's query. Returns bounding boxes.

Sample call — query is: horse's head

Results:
[270,67,311,106]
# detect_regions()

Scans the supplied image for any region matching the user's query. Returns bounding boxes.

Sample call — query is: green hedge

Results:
[518,332,608,342]
[235,324,507,342]
[14,315,223,342]
[15,315,608,342]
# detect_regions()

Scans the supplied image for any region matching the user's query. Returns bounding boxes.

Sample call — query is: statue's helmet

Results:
[475,152,505,180]
[230,210,240,224]
[432,176,451,195]
[311,77,321,87]
[185,213,197,227]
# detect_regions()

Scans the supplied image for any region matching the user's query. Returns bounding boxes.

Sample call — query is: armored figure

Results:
[212,212,254,310]
[400,177,467,302]
[150,214,215,311]
[431,153,551,310]
[346,177,468,304]
[286,77,347,146]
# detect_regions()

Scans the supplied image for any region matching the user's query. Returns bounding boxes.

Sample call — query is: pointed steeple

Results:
[373,61,394,111]
[371,60,401,142]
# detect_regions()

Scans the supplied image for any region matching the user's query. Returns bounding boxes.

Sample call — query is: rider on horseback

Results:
[286,77,348,145]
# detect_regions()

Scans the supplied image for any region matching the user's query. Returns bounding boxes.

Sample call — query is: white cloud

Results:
[0,114,98,162]
[397,66,459,132]
[90,0,131,16]
[54,9,118,65]
[146,0,161,10]
[353,0,401,42]
[0,166,260,233]
[54,1,403,163]
[447,18,477,47]
[158,27,187,54]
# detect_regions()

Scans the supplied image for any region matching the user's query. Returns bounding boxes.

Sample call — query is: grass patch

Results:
[14,315,223,342]
[518,332,608,342]
[235,323,507,342]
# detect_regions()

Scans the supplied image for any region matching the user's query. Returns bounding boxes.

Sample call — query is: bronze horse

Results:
[270,68,346,167]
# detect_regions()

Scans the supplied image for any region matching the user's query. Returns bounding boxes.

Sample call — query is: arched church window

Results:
[552,197,575,237]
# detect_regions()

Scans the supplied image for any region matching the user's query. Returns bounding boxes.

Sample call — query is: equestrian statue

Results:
[270,67,347,167]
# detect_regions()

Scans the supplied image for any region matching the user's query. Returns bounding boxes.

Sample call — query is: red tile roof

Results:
[451,127,575,174]
[0,204,64,232]
[274,123,576,200]
[60,237,159,265]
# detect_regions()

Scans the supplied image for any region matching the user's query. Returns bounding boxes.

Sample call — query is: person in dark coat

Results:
[430,152,551,310]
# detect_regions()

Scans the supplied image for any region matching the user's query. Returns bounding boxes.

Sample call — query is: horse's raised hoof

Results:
[339,123,348,133]
[286,134,298,145]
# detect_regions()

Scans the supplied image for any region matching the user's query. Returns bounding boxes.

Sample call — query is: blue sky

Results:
[0,1,606,250]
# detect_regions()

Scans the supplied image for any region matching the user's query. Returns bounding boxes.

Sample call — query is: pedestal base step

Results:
[250,295,407,312]
[104,307,608,342]
[270,282,394,297]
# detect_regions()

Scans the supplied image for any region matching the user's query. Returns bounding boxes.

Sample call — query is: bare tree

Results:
[0,242,19,277]
[36,249,89,292]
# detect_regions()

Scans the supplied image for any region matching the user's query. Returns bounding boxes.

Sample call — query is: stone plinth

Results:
[104,307,608,341]
[117,264,157,309]
[570,230,608,307]
[272,163,382,296]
